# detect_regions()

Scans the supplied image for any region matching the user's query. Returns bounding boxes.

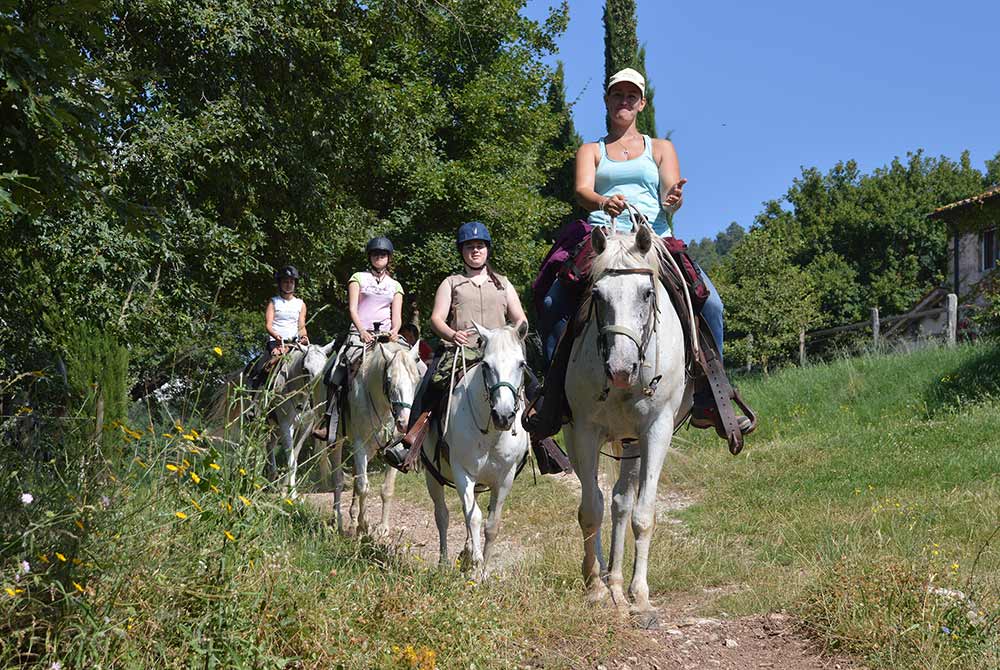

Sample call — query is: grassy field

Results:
[3,342,998,668]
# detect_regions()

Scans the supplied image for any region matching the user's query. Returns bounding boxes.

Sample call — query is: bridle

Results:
[381,348,414,414]
[586,204,663,398]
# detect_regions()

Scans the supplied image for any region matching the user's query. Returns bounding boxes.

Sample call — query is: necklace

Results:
[616,134,641,159]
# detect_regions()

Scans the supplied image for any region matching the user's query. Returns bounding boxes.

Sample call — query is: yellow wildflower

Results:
[175,511,188,520]
[74,519,84,530]
[73,581,84,593]
[210,484,220,494]
[5,587,24,597]
[166,464,179,472]
[238,467,248,476]
[163,433,174,438]
[208,462,221,470]
[951,563,959,571]
[224,530,235,542]
[182,433,195,441]
[39,554,49,563]
[191,428,200,438]
[55,553,67,562]
[213,346,223,357]
[190,472,201,484]
[284,498,294,506]
[190,499,203,512]
[238,495,252,507]
[134,458,148,468]
[182,459,191,467]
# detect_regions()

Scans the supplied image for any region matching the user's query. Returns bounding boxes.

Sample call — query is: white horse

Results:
[422,323,530,578]
[564,224,691,624]
[213,341,335,497]
[330,339,422,535]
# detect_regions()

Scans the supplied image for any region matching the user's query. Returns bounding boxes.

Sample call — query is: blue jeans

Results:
[540,268,726,370]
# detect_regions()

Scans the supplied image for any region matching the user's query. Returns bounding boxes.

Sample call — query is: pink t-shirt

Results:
[350,271,403,332]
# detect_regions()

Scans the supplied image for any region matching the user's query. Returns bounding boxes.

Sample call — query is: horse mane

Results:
[588,230,665,280]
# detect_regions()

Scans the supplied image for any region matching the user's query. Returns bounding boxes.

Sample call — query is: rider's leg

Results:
[383,351,444,471]
[541,278,573,367]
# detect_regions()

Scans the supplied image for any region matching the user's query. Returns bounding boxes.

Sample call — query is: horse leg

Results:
[352,439,371,536]
[330,441,345,533]
[566,426,608,604]
[628,421,673,619]
[481,471,515,580]
[378,464,397,536]
[424,468,450,568]
[277,414,296,494]
[453,466,483,574]
[609,450,641,612]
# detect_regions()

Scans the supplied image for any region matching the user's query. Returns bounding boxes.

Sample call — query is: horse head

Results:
[589,224,660,389]
[382,342,423,434]
[301,340,337,381]
[473,321,529,431]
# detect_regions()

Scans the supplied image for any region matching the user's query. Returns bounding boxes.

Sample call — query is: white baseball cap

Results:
[606,68,646,96]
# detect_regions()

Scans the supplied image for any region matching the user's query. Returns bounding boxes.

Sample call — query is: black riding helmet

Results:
[274,265,300,283]
[366,236,394,256]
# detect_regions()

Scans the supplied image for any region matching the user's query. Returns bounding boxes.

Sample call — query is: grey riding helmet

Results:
[366,236,394,255]
[274,265,300,283]
[456,221,492,250]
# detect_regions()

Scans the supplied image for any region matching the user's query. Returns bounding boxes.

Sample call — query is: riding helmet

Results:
[456,221,492,250]
[274,265,300,283]
[366,236,394,255]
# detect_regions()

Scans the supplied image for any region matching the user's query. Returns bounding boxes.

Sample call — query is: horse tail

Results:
[206,370,251,440]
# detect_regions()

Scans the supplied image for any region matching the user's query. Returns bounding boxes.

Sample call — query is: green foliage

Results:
[602,0,657,136]
[755,151,989,319]
[714,227,821,371]
[63,325,129,436]
[1,0,572,387]
[542,61,583,230]
[686,221,745,272]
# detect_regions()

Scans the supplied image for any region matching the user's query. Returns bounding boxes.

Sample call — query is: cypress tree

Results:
[603,0,658,136]
[544,61,584,217]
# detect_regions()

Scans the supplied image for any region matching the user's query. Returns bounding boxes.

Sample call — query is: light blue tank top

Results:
[587,135,672,236]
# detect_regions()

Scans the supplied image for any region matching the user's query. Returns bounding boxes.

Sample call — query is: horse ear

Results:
[592,226,607,254]
[472,321,490,344]
[322,341,336,356]
[515,320,528,341]
[409,341,422,363]
[636,224,652,254]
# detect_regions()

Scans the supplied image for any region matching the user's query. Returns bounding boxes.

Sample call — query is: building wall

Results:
[948,231,988,296]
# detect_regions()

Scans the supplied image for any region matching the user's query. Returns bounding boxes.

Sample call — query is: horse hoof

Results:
[585,585,611,606]
[630,610,660,630]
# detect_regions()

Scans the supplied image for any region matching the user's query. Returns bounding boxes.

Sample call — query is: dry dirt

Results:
[304,469,864,670]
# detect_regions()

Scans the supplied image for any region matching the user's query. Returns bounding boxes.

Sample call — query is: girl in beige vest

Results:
[383,221,527,470]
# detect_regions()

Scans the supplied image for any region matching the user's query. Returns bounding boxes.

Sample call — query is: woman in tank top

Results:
[530,67,747,437]
[265,265,309,358]
[312,236,404,442]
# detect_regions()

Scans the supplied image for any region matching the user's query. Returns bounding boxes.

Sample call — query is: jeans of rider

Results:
[540,267,726,371]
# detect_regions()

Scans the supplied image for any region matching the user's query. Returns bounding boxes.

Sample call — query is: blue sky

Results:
[523,0,1000,242]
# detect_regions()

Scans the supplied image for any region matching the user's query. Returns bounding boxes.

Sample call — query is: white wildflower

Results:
[20,560,30,574]
[20,492,33,505]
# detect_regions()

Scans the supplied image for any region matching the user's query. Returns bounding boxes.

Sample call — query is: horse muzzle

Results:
[605,363,637,389]
[490,408,516,432]
[394,410,411,434]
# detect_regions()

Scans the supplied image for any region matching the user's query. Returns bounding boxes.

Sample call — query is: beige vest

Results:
[448,273,509,347]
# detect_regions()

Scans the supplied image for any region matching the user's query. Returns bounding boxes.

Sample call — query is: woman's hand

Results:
[388,332,399,342]
[603,193,628,218]
[360,330,375,345]
[661,178,687,212]
[452,328,471,346]
[299,334,310,346]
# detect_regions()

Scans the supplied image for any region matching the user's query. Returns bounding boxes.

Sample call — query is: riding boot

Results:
[532,436,572,474]
[312,385,341,442]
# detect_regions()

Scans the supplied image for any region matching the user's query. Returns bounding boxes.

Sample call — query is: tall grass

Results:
[657,343,1000,669]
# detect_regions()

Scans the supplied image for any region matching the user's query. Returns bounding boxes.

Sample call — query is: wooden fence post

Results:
[871,307,880,347]
[946,293,958,347]
[799,329,806,366]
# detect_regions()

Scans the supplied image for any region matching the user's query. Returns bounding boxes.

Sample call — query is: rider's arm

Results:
[390,292,403,336]
[654,138,685,213]
[430,278,458,342]
[347,280,368,334]
[575,143,626,217]
[505,281,528,332]
[297,301,309,343]
[264,299,282,341]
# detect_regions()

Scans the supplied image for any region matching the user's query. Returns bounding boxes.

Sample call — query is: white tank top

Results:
[270,296,303,340]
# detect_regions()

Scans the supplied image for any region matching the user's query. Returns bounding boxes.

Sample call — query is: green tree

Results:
[687,222,745,272]
[602,0,657,136]
[715,228,821,373]
[543,61,584,228]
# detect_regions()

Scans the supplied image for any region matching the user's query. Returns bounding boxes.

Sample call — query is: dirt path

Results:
[305,468,862,670]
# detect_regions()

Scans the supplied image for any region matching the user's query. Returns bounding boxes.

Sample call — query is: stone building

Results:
[929,185,1000,298]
